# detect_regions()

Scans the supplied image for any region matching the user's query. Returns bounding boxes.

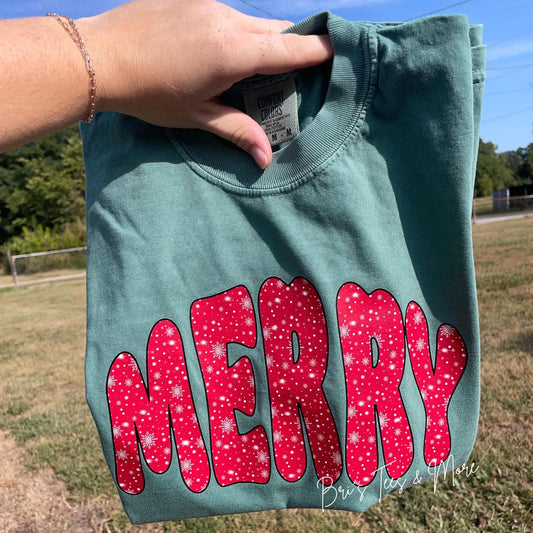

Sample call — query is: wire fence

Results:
[2,247,86,289]
[472,194,533,223]
[2,194,532,288]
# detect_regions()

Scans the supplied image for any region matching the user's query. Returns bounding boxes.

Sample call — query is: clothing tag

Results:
[242,76,300,147]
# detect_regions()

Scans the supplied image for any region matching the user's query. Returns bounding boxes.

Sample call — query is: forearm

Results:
[0,17,90,151]
[0,0,332,167]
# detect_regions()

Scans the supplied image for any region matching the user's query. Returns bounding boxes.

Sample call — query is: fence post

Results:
[6,250,19,287]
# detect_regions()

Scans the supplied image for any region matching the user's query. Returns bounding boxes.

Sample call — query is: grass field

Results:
[0,218,531,532]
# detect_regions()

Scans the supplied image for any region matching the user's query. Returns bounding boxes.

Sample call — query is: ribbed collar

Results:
[166,12,375,196]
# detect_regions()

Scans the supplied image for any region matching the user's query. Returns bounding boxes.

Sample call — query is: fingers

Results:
[201,101,273,169]
[237,33,333,77]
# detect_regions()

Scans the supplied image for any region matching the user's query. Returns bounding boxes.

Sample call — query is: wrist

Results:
[47,14,97,122]
[74,15,122,117]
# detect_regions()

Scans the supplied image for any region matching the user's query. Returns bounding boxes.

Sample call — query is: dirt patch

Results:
[0,431,106,532]
[0,431,163,533]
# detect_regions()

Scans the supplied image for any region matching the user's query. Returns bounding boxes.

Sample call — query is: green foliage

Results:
[474,140,515,197]
[503,142,533,185]
[1,219,86,274]
[0,125,85,246]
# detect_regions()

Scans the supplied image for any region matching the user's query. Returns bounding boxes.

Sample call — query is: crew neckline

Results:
[166,12,376,196]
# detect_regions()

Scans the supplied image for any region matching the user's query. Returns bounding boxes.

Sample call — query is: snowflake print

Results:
[181,458,192,472]
[373,334,383,348]
[349,431,360,444]
[171,385,183,399]
[361,356,370,366]
[344,352,354,366]
[415,338,426,351]
[334,452,342,465]
[211,342,225,359]
[117,449,128,460]
[257,451,269,464]
[262,326,272,340]
[245,316,254,327]
[440,324,454,337]
[220,417,235,434]
[379,412,389,428]
[413,310,424,325]
[107,375,116,388]
[347,405,357,418]
[165,326,175,337]
[141,432,156,449]
[107,319,211,495]
[258,277,342,485]
[339,323,351,338]
[241,296,253,310]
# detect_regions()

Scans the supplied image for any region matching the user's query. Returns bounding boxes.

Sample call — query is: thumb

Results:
[201,102,272,169]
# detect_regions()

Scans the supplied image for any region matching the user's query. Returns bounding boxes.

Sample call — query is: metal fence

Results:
[4,247,87,288]
[472,194,533,223]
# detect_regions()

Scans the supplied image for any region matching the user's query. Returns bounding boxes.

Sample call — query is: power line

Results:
[405,0,473,21]
[488,27,533,47]
[485,86,533,97]
[484,105,533,124]
[234,0,277,18]
[487,62,533,70]
[489,68,533,81]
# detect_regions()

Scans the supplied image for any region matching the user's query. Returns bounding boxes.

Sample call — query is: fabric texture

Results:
[81,12,486,524]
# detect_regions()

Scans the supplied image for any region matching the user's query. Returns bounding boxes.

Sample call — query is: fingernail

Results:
[251,145,269,169]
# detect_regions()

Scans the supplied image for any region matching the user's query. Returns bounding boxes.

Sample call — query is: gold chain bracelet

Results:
[46,13,97,124]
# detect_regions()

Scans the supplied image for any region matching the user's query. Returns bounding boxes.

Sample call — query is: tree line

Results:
[1,127,532,261]
[475,139,533,198]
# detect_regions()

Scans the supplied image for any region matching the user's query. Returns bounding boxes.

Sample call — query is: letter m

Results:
[107,319,210,494]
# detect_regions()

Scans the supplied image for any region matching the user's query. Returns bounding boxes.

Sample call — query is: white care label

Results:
[242,76,300,147]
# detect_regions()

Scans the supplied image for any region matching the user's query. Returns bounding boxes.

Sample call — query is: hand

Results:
[79,0,333,167]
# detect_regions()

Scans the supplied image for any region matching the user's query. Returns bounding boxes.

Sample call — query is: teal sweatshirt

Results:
[81,11,485,524]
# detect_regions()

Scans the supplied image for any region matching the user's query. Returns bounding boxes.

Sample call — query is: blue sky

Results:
[2,0,532,153]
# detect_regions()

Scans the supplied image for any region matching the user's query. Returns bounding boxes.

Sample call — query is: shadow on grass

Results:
[499,328,533,356]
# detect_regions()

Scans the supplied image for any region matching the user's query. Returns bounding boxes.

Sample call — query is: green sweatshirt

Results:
[81,11,485,524]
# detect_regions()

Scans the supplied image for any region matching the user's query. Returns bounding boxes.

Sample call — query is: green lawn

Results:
[0,217,531,532]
